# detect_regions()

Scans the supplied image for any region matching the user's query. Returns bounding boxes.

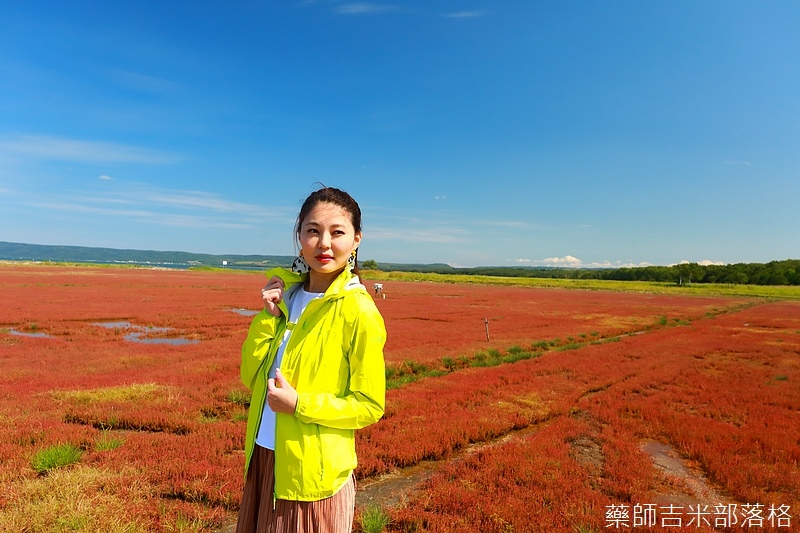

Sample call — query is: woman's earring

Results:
[291,252,309,274]
[347,250,357,272]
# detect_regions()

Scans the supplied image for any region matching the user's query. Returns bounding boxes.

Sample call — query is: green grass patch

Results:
[404,360,429,374]
[226,388,251,407]
[386,311,749,389]
[31,443,83,474]
[385,331,622,388]
[359,503,392,533]
[163,512,212,532]
[386,374,421,389]
[556,342,583,351]
[95,432,125,452]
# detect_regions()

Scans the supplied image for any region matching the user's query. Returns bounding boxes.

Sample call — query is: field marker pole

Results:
[484,317,490,342]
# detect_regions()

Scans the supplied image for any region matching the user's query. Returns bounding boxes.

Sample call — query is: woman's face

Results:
[299,202,362,281]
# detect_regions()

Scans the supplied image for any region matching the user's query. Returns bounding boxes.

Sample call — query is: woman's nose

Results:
[318,232,331,248]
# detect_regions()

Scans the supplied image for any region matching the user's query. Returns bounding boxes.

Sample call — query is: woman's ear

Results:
[353,231,362,249]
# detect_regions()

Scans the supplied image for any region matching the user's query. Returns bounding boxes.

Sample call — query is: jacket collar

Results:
[264,267,364,317]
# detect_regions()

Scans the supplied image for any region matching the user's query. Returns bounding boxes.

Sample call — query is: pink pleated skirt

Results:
[236,445,356,533]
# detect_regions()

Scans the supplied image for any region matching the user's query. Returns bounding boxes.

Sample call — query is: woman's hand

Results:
[267,368,298,415]
[261,276,285,317]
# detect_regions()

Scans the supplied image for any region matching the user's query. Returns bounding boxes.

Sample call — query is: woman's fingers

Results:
[261,276,285,316]
[264,276,285,290]
[261,287,282,302]
[266,374,298,414]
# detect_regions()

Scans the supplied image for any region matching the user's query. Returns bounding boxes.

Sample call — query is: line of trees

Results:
[366,259,800,286]
[603,260,800,285]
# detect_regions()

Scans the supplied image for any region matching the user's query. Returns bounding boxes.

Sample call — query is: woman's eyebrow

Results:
[304,221,346,229]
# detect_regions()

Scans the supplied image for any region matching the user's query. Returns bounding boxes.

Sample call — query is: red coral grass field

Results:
[383,302,800,532]
[0,264,798,532]
[375,280,752,364]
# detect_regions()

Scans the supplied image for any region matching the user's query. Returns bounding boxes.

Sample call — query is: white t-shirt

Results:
[255,285,324,450]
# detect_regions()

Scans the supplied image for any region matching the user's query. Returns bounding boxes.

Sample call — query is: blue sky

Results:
[1,1,798,268]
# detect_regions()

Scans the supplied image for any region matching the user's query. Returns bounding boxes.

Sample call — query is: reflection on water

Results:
[93,321,137,329]
[231,308,259,317]
[123,331,198,345]
[91,322,199,345]
[6,329,53,338]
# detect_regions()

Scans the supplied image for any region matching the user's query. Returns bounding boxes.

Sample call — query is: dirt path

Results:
[641,439,734,506]
[214,422,546,532]
[215,422,734,533]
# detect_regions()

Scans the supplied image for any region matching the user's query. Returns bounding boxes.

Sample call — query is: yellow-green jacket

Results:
[240,267,386,501]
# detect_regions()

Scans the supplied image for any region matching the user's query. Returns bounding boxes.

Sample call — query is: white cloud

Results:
[526,257,654,269]
[364,209,533,247]
[672,259,724,266]
[477,219,529,229]
[514,258,531,263]
[0,135,184,164]
[608,261,654,268]
[67,188,265,215]
[30,199,256,230]
[369,226,466,244]
[444,10,486,19]
[138,190,276,215]
[575,260,612,268]
[29,200,160,219]
[14,182,296,233]
[334,3,396,15]
[540,255,583,267]
[99,175,113,180]
[109,70,180,94]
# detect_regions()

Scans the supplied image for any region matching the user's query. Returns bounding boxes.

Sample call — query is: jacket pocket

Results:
[319,427,357,483]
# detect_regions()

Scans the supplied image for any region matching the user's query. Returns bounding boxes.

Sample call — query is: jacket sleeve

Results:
[294,303,386,430]
[240,310,281,391]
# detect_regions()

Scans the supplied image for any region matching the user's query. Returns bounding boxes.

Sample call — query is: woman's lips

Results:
[316,255,334,263]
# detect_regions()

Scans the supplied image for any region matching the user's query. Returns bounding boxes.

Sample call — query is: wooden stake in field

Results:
[484,317,490,341]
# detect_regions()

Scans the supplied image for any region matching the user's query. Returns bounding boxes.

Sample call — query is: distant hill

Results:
[0,241,294,269]
[2,241,797,286]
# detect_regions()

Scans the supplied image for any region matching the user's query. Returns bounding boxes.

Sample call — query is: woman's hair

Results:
[295,186,362,275]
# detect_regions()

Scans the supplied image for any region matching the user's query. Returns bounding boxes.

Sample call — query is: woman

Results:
[236,187,386,533]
